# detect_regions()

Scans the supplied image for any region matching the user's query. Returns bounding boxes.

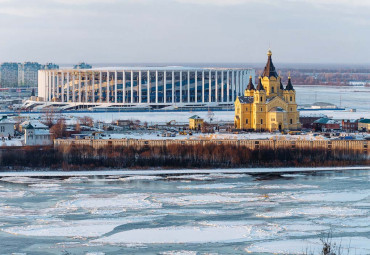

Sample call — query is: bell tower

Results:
[261,49,279,98]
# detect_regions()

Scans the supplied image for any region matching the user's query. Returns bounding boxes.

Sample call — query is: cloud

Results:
[173,0,370,7]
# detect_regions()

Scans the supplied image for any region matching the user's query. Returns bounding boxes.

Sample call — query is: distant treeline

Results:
[0,144,368,170]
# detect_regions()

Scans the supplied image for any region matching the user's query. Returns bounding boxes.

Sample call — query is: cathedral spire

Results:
[256,76,265,91]
[285,75,294,91]
[246,75,255,90]
[262,49,278,78]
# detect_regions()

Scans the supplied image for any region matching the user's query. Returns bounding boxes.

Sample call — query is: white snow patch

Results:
[178,183,238,190]
[293,191,370,202]
[257,207,367,218]
[120,176,163,181]
[57,193,162,212]
[3,216,159,238]
[157,192,260,206]
[258,184,319,190]
[246,237,370,255]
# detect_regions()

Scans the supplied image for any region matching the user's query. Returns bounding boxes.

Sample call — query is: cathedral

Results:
[234,50,301,131]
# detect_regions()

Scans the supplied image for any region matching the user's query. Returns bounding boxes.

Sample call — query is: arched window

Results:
[261,119,263,125]
[260,97,263,102]
[290,119,293,124]
[271,87,274,93]
[290,96,292,102]
[246,119,248,124]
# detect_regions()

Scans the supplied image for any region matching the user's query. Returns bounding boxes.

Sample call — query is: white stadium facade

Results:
[36,67,255,111]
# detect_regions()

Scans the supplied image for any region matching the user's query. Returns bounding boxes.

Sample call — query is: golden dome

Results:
[267,49,272,56]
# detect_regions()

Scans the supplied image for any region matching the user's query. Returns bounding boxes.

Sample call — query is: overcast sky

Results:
[0,0,369,64]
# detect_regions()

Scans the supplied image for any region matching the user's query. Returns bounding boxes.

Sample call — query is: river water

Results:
[0,169,369,255]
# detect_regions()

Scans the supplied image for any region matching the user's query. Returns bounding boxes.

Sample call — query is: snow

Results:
[19,109,370,126]
[293,191,370,202]
[56,193,162,212]
[257,207,367,218]
[0,166,369,177]
[157,193,260,206]
[3,217,157,238]
[258,184,319,189]
[178,183,239,190]
[92,224,258,244]
[246,237,370,255]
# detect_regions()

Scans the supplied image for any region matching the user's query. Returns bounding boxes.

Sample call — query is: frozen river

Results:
[0,168,369,254]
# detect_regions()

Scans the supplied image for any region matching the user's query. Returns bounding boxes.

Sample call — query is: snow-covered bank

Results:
[0,166,369,177]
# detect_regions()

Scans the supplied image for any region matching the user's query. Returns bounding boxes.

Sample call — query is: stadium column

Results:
[201,70,204,103]
[99,71,102,103]
[226,70,230,103]
[138,70,142,103]
[114,71,117,103]
[61,71,64,103]
[78,72,81,103]
[66,72,69,102]
[85,72,88,103]
[147,70,150,104]
[164,71,167,104]
[172,70,175,103]
[232,71,235,102]
[122,71,126,104]
[72,73,75,103]
[221,71,224,103]
[47,72,50,101]
[52,71,55,100]
[209,70,212,103]
[240,71,243,95]
[106,71,110,103]
[155,70,158,104]
[215,71,218,103]
[130,71,134,104]
[180,71,182,103]
[92,72,95,103]
[187,71,190,103]
[195,71,198,103]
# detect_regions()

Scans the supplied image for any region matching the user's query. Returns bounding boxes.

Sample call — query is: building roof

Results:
[238,96,254,104]
[314,117,339,125]
[246,76,255,90]
[262,50,278,78]
[279,78,284,90]
[359,119,370,124]
[20,120,48,129]
[24,123,34,130]
[189,115,203,120]
[269,107,286,112]
[256,77,265,91]
[0,116,16,124]
[285,77,294,91]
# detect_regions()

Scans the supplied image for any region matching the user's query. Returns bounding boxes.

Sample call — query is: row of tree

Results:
[0,144,367,170]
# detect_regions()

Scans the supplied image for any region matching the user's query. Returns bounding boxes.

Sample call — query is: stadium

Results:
[35,67,255,111]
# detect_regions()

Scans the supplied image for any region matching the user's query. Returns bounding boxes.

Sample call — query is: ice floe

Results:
[3,216,159,238]
[120,175,163,181]
[257,184,319,189]
[178,183,238,190]
[257,206,367,218]
[156,192,260,206]
[56,193,162,213]
[246,237,370,255]
[293,191,370,202]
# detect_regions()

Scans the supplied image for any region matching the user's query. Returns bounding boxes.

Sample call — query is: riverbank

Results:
[0,144,368,171]
[0,166,370,177]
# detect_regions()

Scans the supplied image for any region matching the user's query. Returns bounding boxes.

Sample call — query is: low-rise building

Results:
[19,120,48,133]
[358,119,370,132]
[189,115,204,130]
[313,118,340,132]
[0,116,15,137]
[342,119,358,132]
[24,124,52,146]
[299,114,326,129]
